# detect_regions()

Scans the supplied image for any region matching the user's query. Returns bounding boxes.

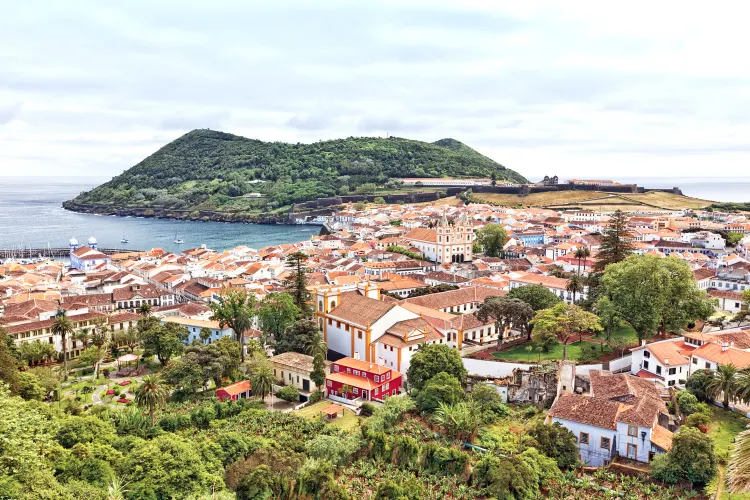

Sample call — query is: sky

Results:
[2,1,750,181]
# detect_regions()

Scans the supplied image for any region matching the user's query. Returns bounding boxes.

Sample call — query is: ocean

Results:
[0,177,317,253]
[0,176,748,253]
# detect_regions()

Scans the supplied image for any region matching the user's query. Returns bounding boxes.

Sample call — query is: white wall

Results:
[462,358,532,378]
[551,418,615,467]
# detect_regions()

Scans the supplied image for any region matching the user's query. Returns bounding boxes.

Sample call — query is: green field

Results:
[295,400,363,433]
[708,407,750,499]
[492,340,608,362]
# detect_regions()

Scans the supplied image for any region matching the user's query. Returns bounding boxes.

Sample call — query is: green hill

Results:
[66,129,526,214]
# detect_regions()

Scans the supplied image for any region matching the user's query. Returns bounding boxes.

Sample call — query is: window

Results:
[374,375,380,383]
[693,357,698,365]
[706,362,711,369]
[353,387,359,394]
[656,365,662,375]
[353,370,360,376]
[668,380,675,387]
[668,367,676,375]
[345,324,349,331]
[357,332,362,339]
[644,351,650,358]
[327,380,332,387]
[336,321,341,328]
[600,437,611,449]
[333,365,339,372]
[346,368,351,373]
[386,372,391,379]
[628,425,638,437]
[579,432,589,445]
[643,360,649,370]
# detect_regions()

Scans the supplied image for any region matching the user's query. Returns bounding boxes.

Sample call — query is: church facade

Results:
[404,212,474,264]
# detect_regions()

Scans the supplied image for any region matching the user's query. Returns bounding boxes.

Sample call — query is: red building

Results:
[325,357,402,402]
[216,380,251,402]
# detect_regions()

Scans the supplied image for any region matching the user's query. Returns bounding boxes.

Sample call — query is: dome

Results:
[87,236,97,245]
[69,237,78,246]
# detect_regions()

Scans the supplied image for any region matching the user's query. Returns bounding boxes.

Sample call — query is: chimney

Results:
[664,358,669,366]
[353,351,360,360]
[641,340,646,347]
[731,341,735,348]
[722,343,729,352]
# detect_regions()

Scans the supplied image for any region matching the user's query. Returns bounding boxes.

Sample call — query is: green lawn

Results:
[595,324,639,345]
[492,340,609,362]
[707,407,750,499]
[295,400,363,433]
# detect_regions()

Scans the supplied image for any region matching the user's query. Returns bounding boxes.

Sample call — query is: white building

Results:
[508,272,587,303]
[548,370,673,467]
[161,316,234,344]
[630,338,691,388]
[69,237,111,271]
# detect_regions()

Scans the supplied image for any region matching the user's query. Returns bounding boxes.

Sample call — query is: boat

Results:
[120,231,129,244]
[173,233,184,244]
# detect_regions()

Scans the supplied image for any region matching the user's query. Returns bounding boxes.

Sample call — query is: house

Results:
[216,380,252,402]
[113,284,176,311]
[161,316,235,344]
[629,338,693,388]
[325,355,402,402]
[547,370,672,467]
[270,351,330,396]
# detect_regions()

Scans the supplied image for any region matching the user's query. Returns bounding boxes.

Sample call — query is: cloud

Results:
[1,1,750,178]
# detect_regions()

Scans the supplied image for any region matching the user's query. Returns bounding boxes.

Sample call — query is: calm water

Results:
[0,177,317,252]
[616,177,750,202]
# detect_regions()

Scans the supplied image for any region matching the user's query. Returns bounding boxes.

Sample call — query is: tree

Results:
[310,352,327,388]
[406,343,467,392]
[728,428,750,494]
[276,385,300,402]
[251,363,275,402]
[574,246,591,274]
[373,196,386,205]
[119,433,223,498]
[0,329,20,393]
[114,326,140,353]
[89,318,109,379]
[476,224,507,257]
[134,375,168,426]
[532,329,558,353]
[169,342,240,390]
[608,336,630,359]
[531,303,602,360]
[727,232,744,246]
[651,426,716,486]
[51,309,74,378]
[305,332,327,359]
[141,322,187,366]
[565,273,584,304]
[17,372,46,400]
[594,210,635,272]
[258,292,299,340]
[199,327,212,344]
[283,251,312,317]
[432,401,481,441]
[275,319,318,355]
[528,422,579,469]
[415,372,464,413]
[686,369,715,402]
[743,289,750,306]
[210,289,257,362]
[602,255,716,340]
[506,284,562,312]
[161,359,204,395]
[706,363,739,410]
[476,296,534,345]
[137,302,152,317]
[595,296,621,341]
[19,341,56,366]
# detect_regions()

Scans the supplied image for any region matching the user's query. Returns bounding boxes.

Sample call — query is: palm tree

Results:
[728,428,750,494]
[734,370,750,405]
[51,309,74,378]
[134,375,168,426]
[707,363,739,410]
[199,327,212,344]
[250,364,275,402]
[566,273,584,304]
[76,327,91,348]
[137,302,152,317]
[210,290,257,363]
[574,247,591,274]
[89,322,109,380]
[305,332,327,360]
[106,476,130,500]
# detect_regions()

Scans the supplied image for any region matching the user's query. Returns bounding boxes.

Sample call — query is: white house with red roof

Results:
[69,237,111,271]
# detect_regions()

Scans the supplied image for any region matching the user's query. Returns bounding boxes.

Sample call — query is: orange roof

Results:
[327,372,379,390]
[320,403,344,416]
[335,356,396,376]
[644,340,691,366]
[651,424,674,451]
[692,343,750,369]
[217,380,251,396]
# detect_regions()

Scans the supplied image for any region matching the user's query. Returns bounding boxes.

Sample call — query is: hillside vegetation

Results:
[68,129,526,213]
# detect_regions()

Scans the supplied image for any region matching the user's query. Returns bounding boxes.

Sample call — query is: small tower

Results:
[69,237,79,256]
[87,236,98,250]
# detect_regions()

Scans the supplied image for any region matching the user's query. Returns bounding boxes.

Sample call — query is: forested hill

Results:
[67,129,527,213]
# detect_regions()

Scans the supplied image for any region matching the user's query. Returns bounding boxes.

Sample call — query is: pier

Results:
[0,247,142,260]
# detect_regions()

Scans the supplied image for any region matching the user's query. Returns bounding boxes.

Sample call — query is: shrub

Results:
[359,402,376,416]
[276,386,300,402]
[676,390,699,415]
[651,426,717,486]
[685,412,710,429]
[374,479,424,499]
[528,422,579,470]
[415,372,464,413]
